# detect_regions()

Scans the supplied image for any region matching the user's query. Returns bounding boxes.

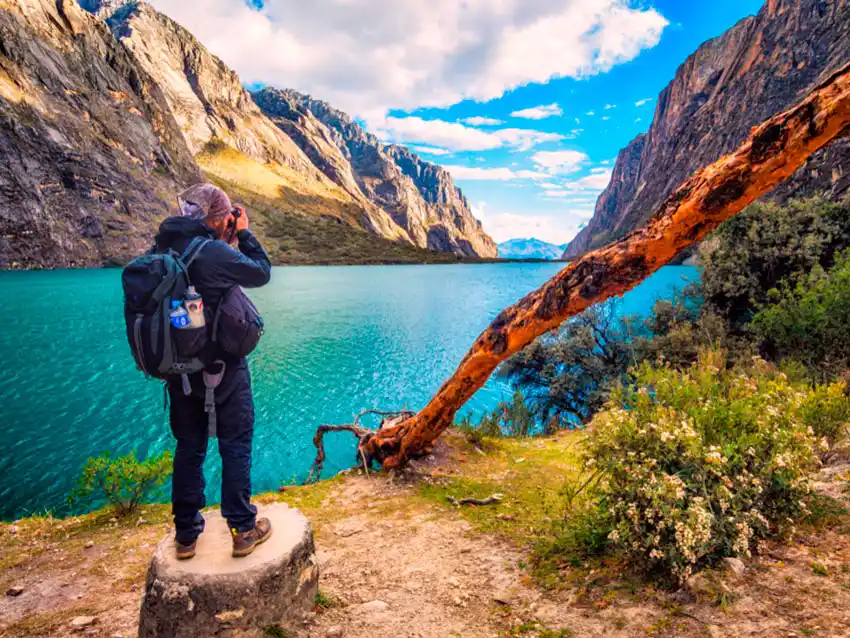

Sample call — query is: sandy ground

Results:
[1,448,849,637]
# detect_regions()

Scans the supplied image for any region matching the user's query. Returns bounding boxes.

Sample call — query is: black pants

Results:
[168,361,257,545]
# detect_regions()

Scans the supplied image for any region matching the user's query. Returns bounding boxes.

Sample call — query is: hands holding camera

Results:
[226,205,250,245]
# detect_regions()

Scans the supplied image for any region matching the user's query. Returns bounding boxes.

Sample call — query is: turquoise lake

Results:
[0,263,696,520]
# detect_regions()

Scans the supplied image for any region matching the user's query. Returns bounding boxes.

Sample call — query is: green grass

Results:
[417,433,585,545]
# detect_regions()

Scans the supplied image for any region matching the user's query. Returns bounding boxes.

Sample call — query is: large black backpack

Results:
[122,237,211,379]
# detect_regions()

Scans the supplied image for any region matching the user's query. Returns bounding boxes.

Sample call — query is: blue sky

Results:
[149,0,766,244]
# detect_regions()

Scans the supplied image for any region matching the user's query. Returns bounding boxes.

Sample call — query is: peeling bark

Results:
[323,63,850,473]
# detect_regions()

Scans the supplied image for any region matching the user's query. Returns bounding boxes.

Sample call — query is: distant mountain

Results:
[253,88,497,258]
[497,238,567,260]
[564,0,850,260]
[0,0,494,268]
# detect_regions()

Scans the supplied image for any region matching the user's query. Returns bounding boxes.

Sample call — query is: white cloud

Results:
[472,206,592,244]
[635,97,653,106]
[510,103,563,120]
[561,170,613,191]
[461,116,504,126]
[411,145,452,156]
[604,103,617,109]
[530,150,588,174]
[590,167,609,174]
[369,115,565,151]
[147,0,668,116]
[586,110,596,116]
[635,117,642,122]
[601,115,610,121]
[543,190,571,198]
[444,166,548,181]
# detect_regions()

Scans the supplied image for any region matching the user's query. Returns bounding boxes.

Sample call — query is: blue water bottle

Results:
[169,300,190,329]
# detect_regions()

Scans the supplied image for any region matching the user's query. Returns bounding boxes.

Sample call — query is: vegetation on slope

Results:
[198,144,474,266]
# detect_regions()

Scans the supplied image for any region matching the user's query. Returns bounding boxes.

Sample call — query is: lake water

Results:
[0,263,696,520]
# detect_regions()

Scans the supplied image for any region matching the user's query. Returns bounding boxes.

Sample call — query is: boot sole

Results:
[232,526,273,558]
[176,551,196,560]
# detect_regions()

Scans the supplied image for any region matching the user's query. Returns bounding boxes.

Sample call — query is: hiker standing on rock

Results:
[124,183,273,560]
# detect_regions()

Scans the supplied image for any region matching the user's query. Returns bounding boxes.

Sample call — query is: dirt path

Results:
[1,437,850,637]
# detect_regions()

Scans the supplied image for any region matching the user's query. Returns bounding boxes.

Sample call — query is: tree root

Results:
[447,493,504,507]
[305,409,414,484]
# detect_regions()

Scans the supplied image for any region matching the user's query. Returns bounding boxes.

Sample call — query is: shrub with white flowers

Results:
[584,349,844,583]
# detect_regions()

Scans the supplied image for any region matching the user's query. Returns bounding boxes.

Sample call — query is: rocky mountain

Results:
[497,238,567,260]
[0,0,494,268]
[564,0,850,259]
[0,0,199,268]
[254,88,497,258]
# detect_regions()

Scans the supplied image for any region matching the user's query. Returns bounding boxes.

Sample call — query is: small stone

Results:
[6,585,24,597]
[136,517,148,526]
[685,573,708,593]
[358,600,389,614]
[493,590,515,605]
[84,540,95,549]
[8,525,19,536]
[722,557,746,576]
[70,616,97,629]
[325,626,344,638]
[670,587,695,605]
[447,576,460,587]
[215,609,245,623]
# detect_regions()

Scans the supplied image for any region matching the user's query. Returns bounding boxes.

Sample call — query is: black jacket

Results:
[154,216,271,309]
[154,216,272,398]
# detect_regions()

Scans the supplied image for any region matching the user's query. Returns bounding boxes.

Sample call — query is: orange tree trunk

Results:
[363,63,850,470]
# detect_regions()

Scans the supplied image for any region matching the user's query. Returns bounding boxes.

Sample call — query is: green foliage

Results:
[314,589,341,610]
[700,196,850,328]
[262,625,293,638]
[584,350,827,584]
[475,390,537,437]
[631,292,744,369]
[797,381,850,462]
[68,450,172,517]
[754,250,850,378]
[498,300,635,428]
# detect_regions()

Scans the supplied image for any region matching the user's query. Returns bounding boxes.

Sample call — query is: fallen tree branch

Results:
[311,62,850,472]
[447,493,504,507]
[305,410,415,483]
[358,63,850,470]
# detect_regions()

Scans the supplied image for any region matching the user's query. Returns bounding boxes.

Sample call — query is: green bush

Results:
[797,381,850,463]
[68,450,173,516]
[498,301,634,428]
[700,197,850,329]
[753,250,850,378]
[585,350,826,584]
[477,390,537,437]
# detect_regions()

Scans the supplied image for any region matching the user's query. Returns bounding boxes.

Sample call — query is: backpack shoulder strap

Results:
[180,237,212,269]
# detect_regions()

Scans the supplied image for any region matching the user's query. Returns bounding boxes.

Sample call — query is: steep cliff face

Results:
[564,0,850,259]
[0,0,199,268]
[254,88,498,258]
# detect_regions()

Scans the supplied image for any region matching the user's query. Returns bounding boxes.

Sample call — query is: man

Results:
[153,183,272,560]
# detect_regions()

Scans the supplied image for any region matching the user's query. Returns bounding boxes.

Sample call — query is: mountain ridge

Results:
[0,0,495,268]
[254,88,496,258]
[564,0,850,259]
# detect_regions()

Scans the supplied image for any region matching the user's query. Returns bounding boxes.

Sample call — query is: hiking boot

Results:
[175,540,197,560]
[231,518,273,557]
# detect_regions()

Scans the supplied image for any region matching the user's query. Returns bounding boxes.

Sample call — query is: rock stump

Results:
[138,504,319,637]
